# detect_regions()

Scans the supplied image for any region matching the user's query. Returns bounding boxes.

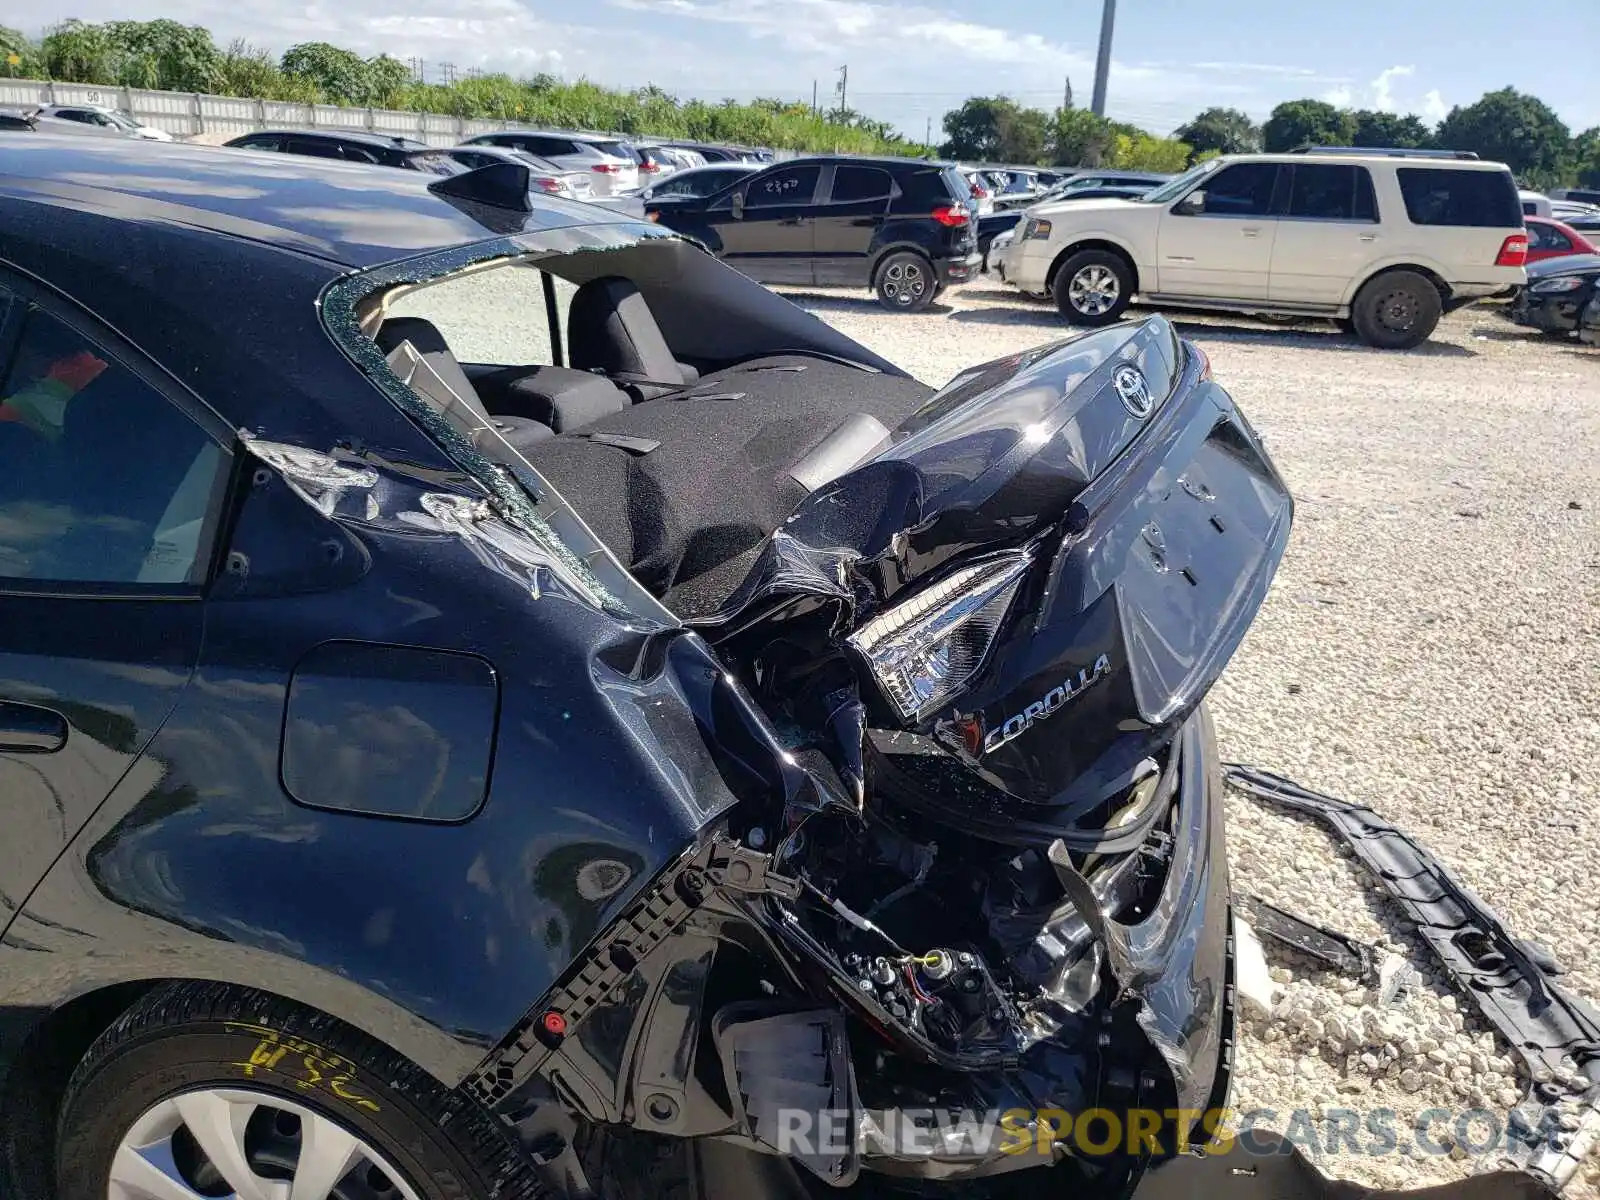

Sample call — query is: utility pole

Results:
[925,115,932,149]
[1063,75,1073,111]
[812,79,818,118]
[440,62,457,86]
[835,64,848,119]
[1090,0,1116,116]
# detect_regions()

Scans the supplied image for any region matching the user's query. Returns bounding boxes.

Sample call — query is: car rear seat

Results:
[374,317,559,453]
[519,356,933,615]
[567,276,701,401]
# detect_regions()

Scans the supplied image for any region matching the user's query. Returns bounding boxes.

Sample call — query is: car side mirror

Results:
[1175,190,1206,216]
[731,190,745,219]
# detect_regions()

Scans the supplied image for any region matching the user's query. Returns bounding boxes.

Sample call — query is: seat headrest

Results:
[375,316,452,358]
[374,316,491,423]
[568,276,684,389]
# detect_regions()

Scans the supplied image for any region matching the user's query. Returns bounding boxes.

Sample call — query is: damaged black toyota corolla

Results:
[0,139,1291,1200]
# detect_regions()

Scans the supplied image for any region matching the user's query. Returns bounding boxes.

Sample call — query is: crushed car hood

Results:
[701,316,1292,842]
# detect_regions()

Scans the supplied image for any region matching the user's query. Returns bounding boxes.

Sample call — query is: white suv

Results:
[994,149,1528,348]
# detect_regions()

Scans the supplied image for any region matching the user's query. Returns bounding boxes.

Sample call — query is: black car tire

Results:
[55,981,542,1200]
[1051,249,1133,326]
[874,251,936,311]
[1350,270,1442,349]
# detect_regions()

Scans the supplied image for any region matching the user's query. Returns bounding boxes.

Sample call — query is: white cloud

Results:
[1324,85,1354,107]
[19,0,1447,137]
[1369,64,1414,113]
[1421,88,1449,123]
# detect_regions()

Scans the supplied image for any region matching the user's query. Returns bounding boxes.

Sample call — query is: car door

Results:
[1269,164,1382,305]
[1155,161,1283,298]
[0,276,232,935]
[710,163,822,284]
[812,164,894,285]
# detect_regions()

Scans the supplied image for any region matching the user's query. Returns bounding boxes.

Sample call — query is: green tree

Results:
[216,39,283,97]
[103,20,222,91]
[940,96,1049,163]
[1050,107,1117,166]
[281,41,373,104]
[1110,132,1192,172]
[1572,128,1600,188]
[1173,107,1260,159]
[366,53,410,106]
[1,24,38,77]
[1262,99,1357,151]
[1350,109,1431,148]
[1436,88,1571,188]
[40,19,119,84]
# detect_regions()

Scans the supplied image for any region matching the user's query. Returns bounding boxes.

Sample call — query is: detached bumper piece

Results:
[1130,1130,1559,1200]
[1224,765,1600,1194]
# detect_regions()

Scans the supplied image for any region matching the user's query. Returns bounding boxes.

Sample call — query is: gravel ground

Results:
[784,282,1600,1194]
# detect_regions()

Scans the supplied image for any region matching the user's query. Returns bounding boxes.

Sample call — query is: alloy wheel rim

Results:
[110,1087,424,1200]
[1069,264,1119,315]
[882,261,926,305]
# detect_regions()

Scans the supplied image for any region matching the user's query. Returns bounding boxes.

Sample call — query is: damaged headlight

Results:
[849,552,1032,721]
[1530,275,1587,294]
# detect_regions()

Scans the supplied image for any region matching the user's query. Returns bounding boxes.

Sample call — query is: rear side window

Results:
[1286,164,1378,222]
[901,168,966,205]
[0,298,225,585]
[830,166,893,203]
[1396,168,1521,228]
[409,152,467,177]
[286,137,343,160]
[745,165,820,208]
[238,135,281,152]
[1527,222,1572,252]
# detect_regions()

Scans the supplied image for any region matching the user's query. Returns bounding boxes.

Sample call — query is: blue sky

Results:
[51,0,1600,138]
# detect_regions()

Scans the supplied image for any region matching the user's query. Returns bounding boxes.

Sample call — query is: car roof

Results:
[1215,151,1511,171]
[2,135,629,268]
[670,163,758,174]
[778,154,947,170]
[237,127,427,150]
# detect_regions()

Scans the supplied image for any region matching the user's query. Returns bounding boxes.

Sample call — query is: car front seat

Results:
[566,276,698,400]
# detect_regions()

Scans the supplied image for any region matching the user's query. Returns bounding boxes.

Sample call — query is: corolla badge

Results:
[982,654,1112,755]
[1111,364,1153,418]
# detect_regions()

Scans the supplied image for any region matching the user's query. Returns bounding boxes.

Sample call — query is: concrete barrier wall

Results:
[0,77,518,145]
